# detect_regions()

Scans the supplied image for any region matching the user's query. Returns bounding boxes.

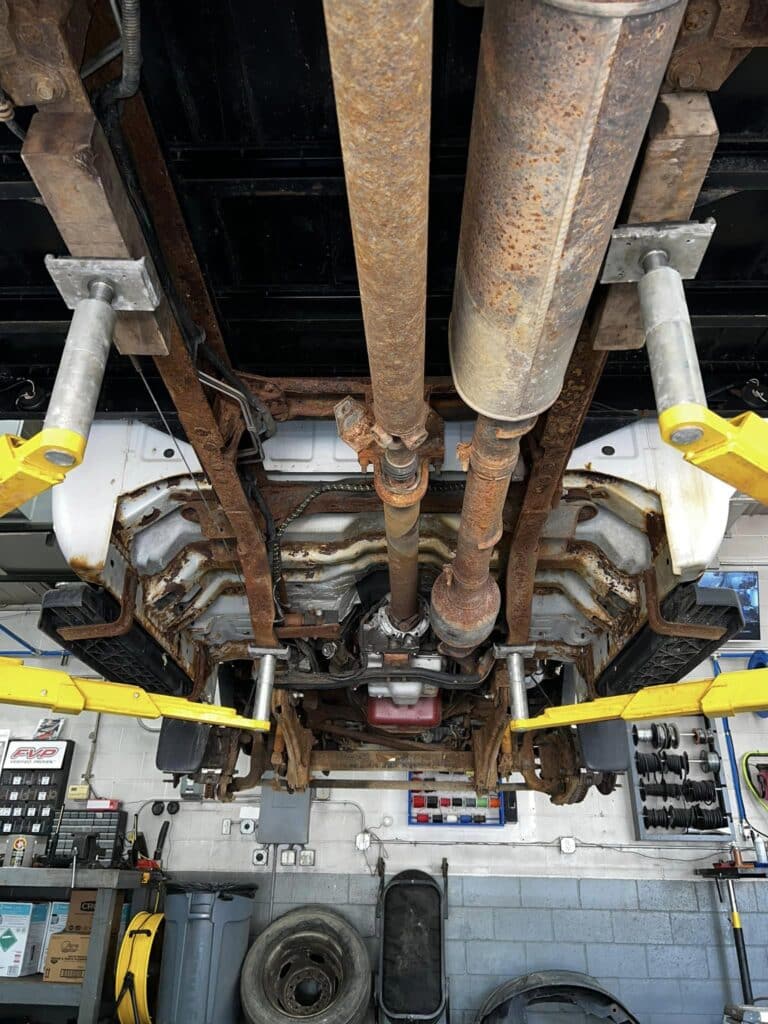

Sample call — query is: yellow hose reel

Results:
[115,911,164,1024]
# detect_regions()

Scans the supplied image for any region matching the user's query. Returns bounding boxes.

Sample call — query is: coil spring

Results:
[667,806,698,829]
[694,806,728,830]
[635,751,664,776]
[681,778,717,803]
[663,751,690,778]
[642,806,670,829]
[700,750,722,774]
[653,723,680,750]
[642,804,728,830]
[640,779,682,801]
[633,725,653,746]
[692,727,715,746]
[633,722,680,749]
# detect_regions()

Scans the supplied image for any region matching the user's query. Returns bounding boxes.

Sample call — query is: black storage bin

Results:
[377,869,447,1024]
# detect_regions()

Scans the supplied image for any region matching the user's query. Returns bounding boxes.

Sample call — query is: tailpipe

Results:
[431,0,685,653]
[324,0,433,628]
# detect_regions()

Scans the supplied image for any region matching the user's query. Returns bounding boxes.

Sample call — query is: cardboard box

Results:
[67,890,96,933]
[66,889,123,934]
[44,931,90,983]
[38,901,69,971]
[0,902,48,977]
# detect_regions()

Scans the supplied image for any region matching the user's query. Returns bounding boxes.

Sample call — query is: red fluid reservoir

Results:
[367,695,442,727]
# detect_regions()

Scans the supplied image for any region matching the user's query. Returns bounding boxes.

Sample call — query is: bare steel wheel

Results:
[240,908,371,1024]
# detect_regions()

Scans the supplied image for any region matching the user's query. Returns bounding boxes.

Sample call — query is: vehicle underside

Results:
[0,0,766,799]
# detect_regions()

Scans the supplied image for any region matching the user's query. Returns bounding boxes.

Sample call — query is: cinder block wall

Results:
[250,874,768,1024]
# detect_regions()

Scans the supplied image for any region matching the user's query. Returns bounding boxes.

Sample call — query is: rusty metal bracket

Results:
[666,0,762,92]
[57,572,138,642]
[643,568,726,642]
[471,665,512,795]
[505,326,608,646]
[272,696,314,792]
[0,0,93,112]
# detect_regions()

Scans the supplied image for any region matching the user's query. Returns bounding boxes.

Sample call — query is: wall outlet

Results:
[298,848,316,867]
[240,818,256,836]
[280,848,297,866]
[67,784,89,801]
[560,836,577,854]
[222,819,232,836]
[313,787,331,801]
[253,847,269,867]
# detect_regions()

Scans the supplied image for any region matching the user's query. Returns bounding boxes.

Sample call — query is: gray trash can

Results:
[157,884,254,1024]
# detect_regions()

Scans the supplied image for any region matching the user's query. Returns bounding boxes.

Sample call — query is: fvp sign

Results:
[3,740,68,770]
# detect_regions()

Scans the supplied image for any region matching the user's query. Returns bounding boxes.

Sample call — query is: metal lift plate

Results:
[601,219,716,284]
[45,256,162,311]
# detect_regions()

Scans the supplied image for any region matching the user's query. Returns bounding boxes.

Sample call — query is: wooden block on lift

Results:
[21,112,170,356]
[595,93,719,351]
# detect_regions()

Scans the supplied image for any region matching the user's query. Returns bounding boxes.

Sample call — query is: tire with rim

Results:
[240,906,371,1024]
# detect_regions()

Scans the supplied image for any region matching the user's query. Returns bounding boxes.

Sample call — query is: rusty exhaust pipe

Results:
[431,0,685,654]
[324,0,432,628]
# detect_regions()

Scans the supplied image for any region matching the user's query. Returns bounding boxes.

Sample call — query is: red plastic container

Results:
[367,695,442,727]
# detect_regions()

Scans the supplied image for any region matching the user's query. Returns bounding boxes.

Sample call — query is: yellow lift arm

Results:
[0,657,270,732]
[659,404,768,506]
[510,668,768,732]
[0,429,85,518]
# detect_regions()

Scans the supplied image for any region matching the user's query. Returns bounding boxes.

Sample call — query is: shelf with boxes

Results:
[0,868,144,1024]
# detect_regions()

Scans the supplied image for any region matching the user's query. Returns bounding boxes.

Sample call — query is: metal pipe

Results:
[43,281,116,464]
[638,251,707,443]
[253,653,277,723]
[725,877,754,1005]
[432,0,685,652]
[431,416,528,653]
[383,502,420,626]
[102,0,142,106]
[323,0,432,449]
[324,0,433,627]
[507,652,529,722]
[449,0,685,426]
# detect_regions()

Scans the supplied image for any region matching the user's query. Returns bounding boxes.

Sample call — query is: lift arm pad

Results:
[0,657,270,732]
[0,428,85,517]
[510,668,768,732]
[658,403,768,505]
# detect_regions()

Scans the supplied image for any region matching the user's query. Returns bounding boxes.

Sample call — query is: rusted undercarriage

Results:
[0,0,753,799]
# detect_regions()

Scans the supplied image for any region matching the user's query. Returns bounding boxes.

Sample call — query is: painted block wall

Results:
[239,872,763,1024]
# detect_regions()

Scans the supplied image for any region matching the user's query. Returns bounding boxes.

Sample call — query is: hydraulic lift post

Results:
[601,220,768,504]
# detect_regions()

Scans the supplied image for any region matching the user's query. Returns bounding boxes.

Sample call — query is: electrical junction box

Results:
[257,773,311,845]
[0,902,49,977]
[67,784,89,801]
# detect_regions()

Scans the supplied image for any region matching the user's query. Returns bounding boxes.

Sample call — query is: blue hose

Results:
[713,656,748,823]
